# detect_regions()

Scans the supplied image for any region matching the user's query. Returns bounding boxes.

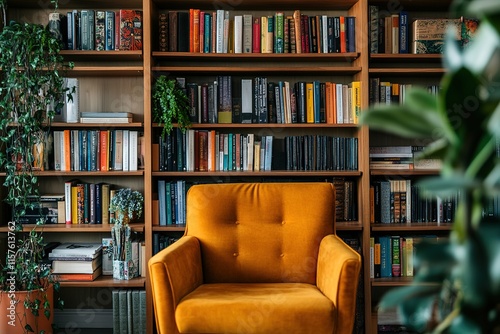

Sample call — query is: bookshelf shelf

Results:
[51,122,144,128]
[61,50,143,61]
[156,123,360,129]
[337,221,363,231]
[59,276,146,288]
[152,52,360,62]
[153,225,186,232]
[370,169,440,176]
[368,68,446,75]
[371,222,453,232]
[154,0,359,10]
[69,66,144,76]
[31,171,145,177]
[152,66,362,74]
[0,223,145,233]
[152,171,362,177]
[370,54,443,62]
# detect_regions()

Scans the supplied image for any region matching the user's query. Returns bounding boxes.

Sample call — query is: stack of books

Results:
[369,146,414,170]
[49,243,103,281]
[80,112,133,124]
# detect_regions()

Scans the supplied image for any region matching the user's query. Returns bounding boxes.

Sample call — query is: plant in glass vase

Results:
[109,188,144,225]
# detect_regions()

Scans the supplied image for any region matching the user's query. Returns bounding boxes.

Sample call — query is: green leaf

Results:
[417,175,478,197]
[359,104,441,139]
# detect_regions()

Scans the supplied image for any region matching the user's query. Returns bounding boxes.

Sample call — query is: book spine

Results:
[243,14,252,53]
[95,11,105,51]
[105,11,115,50]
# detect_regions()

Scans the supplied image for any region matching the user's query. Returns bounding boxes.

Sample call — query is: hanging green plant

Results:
[152,75,191,136]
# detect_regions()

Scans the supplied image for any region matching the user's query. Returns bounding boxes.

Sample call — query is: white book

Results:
[322,15,328,53]
[216,10,224,53]
[113,129,123,171]
[234,15,243,53]
[60,130,67,171]
[186,129,195,171]
[53,131,62,171]
[64,78,79,123]
[247,133,254,171]
[336,83,343,124]
[64,180,73,224]
[241,79,253,123]
[243,14,252,53]
[50,243,102,257]
[122,130,129,171]
[264,135,273,171]
[242,134,248,171]
[129,130,138,171]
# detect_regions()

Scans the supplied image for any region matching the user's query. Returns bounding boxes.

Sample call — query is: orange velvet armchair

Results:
[149,182,361,334]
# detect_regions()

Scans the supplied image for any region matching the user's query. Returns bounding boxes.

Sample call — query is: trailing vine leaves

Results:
[152,75,191,136]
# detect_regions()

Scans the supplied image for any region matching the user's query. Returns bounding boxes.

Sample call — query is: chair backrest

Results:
[185,182,335,284]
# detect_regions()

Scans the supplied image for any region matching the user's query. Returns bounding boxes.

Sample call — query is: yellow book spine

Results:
[306,82,314,123]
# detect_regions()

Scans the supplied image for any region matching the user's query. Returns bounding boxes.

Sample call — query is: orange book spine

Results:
[100,130,109,171]
[189,8,194,52]
[340,16,346,53]
[326,82,334,124]
[331,82,337,124]
[63,129,71,171]
[193,9,200,53]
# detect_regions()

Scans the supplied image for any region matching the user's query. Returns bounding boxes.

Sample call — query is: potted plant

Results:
[360,0,500,332]
[0,0,71,333]
[152,75,191,136]
[109,188,144,225]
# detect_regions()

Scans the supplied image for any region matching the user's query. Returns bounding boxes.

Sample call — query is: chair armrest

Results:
[148,236,203,334]
[317,234,361,334]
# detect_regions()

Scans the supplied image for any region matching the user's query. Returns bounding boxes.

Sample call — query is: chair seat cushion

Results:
[175,283,336,334]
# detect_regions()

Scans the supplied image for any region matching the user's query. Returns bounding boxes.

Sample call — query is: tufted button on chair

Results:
[149,182,361,334]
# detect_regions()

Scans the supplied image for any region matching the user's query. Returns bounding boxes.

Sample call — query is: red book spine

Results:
[252,17,261,53]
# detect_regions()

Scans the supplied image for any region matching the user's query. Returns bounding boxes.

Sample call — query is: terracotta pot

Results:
[0,285,54,334]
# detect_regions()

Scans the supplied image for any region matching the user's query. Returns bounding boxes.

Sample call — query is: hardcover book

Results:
[412,18,460,54]
[119,9,143,51]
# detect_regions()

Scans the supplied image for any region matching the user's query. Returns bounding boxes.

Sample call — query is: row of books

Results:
[369,78,440,107]
[53,129,140,172]
[181,76,361,125]
[54,9,143,51]
[112,290,146,334]
[369,7,479,54]
[63,181,112,225]
[370,235,423,278]
[369,145,442,170]
[157,129,358,172]
[332,178,358,222]
[370,179,458,224]
[160,10,355,54]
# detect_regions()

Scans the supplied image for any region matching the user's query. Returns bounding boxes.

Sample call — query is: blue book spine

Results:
[166,182,172,225]
[105,11,115,51]
[346,16,356,52]
[380,236,393,277]
[399,11,409,53]
[204,13,211,53]
[158,180,166,226]
[313,80,321,123]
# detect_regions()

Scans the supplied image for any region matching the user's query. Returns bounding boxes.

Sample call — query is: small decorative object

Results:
[109,188,143,280]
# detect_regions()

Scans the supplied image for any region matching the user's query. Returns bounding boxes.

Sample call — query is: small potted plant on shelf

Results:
[0,0,72,333]
[152,75,191,136]
[360,0,500,332]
